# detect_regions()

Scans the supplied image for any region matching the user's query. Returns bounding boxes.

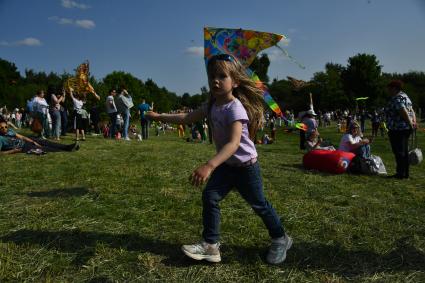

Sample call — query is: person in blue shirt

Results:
[137,99,152,140]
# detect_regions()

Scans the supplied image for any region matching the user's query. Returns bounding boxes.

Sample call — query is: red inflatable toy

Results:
[303,150,356,174]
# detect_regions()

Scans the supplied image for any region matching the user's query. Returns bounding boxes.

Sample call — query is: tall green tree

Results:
[0,59,21,107]
[312,63,346,110]
[342,53,384,109]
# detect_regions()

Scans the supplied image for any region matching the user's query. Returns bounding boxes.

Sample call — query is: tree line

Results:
[266,53,425,115]
[1,53,424,118]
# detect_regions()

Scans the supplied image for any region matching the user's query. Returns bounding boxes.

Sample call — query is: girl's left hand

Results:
[190,163,215,187]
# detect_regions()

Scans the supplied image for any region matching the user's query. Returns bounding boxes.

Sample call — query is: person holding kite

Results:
[146,53,292,265]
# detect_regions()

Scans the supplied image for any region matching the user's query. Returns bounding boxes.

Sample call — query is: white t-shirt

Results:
[72,97,84,111]
[338,133,361,152]
[33,97,49,114]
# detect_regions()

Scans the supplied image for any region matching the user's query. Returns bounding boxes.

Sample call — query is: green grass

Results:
[1,123,424,282]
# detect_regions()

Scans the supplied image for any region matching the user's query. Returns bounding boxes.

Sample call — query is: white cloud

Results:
[75,19,95,29]
[49,16,95,29]
[59,18,74,25]
[260,49,287,62]
[0,37,42,47]
[17,38,42,46]
[185,46,204,56]
[61,0,90,10]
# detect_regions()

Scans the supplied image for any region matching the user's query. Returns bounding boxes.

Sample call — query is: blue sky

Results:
[1,0,424,95]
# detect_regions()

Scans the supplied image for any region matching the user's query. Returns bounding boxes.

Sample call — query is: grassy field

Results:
[0,123,424,282]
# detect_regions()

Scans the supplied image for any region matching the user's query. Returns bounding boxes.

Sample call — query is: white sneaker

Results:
[181,241,221,263]
[124,137,131,141]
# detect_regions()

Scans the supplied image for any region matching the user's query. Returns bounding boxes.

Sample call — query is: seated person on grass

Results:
[305,129,335,152]
[338,121,371,159]
[0,120,79,155]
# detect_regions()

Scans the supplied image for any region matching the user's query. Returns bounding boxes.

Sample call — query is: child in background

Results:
[177,124,185,138]
[305,129,335,152]
[68,88,87,141]
[129,124,138,139]
[146,54,291,265]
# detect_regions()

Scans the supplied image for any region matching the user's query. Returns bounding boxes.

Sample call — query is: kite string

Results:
[275,45,306,70]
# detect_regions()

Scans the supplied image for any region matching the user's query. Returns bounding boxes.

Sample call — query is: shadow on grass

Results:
[0,229,185,266]
[284,238,425,277]
[1,229,424,276]
[279,163,312,174]
[26,187,89,198]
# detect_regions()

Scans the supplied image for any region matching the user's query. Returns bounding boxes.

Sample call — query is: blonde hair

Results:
[207,58,264,140]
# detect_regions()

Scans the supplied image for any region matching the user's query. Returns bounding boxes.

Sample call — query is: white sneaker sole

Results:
[181,247,221,263]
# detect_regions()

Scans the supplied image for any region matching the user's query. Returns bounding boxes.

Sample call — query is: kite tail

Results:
[247,69,283,117]
[275,45,306,69]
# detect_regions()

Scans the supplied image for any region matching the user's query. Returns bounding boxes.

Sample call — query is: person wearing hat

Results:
[299,110,318,148]
[298,93,318,150]
[385,80,417,179]
[338,121,371,159]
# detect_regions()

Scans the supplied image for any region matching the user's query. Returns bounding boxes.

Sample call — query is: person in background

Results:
[385,80,417,179]
[32,90,50,139]
[137,98,153,140]
[90,104,101,135]
[305,129,335,152]
[49,89,65,140]
[69,88,99,141]
[371,109,381,138]
[298,93,317,150]
[0,120,79,154]
[106,89,118,139]
[116,86,134,141]
[338,121,371,159]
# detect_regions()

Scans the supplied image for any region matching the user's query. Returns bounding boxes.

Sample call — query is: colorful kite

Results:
[295,122,308,131]
[204,27,285,116]
[204,27,284,68]
[64,60,97,99]
[249,70,283,117]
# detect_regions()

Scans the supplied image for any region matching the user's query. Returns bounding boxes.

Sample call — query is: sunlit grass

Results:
[0,123,424,282]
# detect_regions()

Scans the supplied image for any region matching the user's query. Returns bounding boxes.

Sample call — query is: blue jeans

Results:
[50,110,61,138]
[354,144,371,159]
[122,109,130,138]
[36,112,50,138]
[109,112,118,138]
[140,118,150,140]
[202,162,285,244]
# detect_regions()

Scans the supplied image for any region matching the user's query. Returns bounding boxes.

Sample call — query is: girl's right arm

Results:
[146,108,205,125]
